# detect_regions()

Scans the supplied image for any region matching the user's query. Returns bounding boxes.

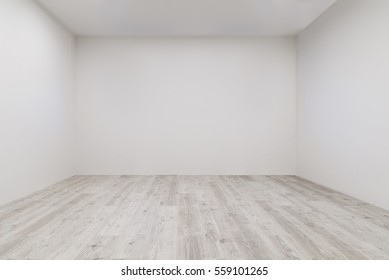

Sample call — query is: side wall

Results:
[0,0,75,205]
[297,0,389,209]
[76,38,296,175]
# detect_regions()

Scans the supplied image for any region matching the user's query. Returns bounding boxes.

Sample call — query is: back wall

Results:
[76,38,296,175]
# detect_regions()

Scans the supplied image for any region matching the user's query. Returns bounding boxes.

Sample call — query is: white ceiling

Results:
[36,0,337,36]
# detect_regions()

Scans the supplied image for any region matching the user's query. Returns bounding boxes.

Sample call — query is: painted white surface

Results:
[297,0,389,210]
[76,38,296,175]
[36,0,336,36]
[0,0,75,205]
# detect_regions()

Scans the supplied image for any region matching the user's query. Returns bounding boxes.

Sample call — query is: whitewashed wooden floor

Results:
[0,175,388,260]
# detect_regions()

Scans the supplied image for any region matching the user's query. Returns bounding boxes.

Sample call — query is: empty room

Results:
[1,0,389,277]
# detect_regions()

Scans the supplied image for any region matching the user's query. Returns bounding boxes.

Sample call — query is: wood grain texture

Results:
[0,175,388,260]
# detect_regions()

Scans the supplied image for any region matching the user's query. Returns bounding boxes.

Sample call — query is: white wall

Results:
[297,0,389,209]
[76,38,296,175]
[0,0,75,205]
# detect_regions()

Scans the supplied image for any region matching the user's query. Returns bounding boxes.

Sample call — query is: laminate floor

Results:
[0,175,388,259]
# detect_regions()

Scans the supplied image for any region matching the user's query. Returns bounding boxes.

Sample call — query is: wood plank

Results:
[0,175,388,259]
